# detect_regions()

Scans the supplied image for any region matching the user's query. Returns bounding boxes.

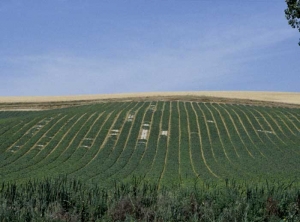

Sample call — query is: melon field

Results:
[0,100,299,187]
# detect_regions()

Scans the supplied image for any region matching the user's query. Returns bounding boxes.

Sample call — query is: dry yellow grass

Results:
[0,91,299,110]
[0,91,299,104]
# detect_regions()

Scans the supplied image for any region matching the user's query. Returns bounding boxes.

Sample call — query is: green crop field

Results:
[1,100,300,221]
[0,100,299,187]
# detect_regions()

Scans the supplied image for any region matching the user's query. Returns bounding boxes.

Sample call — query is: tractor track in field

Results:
[204,103,232,163]
[217,104,255,159]
[191,102,220,179]
[234,105,268,150]
[144,102,165,180]
[87,102,146,181]
[251,108,287,146]
[228,105,266,158]
[68,103,129,176]
[0,115,68,173]
[158,102,172,188]
[122,103,157,181]
[111,102,151,182]
[184,102,201,179]
[211,104,240,158]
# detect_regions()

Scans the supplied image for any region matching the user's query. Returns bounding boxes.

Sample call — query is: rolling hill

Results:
[0,92,299,188]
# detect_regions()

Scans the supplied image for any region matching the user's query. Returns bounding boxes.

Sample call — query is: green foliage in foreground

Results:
[1,176,300,222]
[285,0,300,45]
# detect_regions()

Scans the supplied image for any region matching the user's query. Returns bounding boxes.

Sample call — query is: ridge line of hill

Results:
[0,91,299,110]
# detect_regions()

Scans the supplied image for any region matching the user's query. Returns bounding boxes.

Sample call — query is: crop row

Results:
[0,102,299,186]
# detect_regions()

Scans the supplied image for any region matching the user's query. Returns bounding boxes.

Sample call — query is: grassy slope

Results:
[0,100,299,188]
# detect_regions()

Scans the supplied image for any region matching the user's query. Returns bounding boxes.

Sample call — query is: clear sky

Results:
[0,0,299,96]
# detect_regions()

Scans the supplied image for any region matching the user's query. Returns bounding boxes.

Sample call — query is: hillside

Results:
[0,93,299,187]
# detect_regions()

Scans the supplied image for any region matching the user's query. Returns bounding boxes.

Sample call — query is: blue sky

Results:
[0,0,299,96]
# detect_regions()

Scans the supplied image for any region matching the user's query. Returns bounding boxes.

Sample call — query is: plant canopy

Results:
[285,0,300,45]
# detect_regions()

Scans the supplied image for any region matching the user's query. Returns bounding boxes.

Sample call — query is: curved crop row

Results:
[0,101,299,186]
